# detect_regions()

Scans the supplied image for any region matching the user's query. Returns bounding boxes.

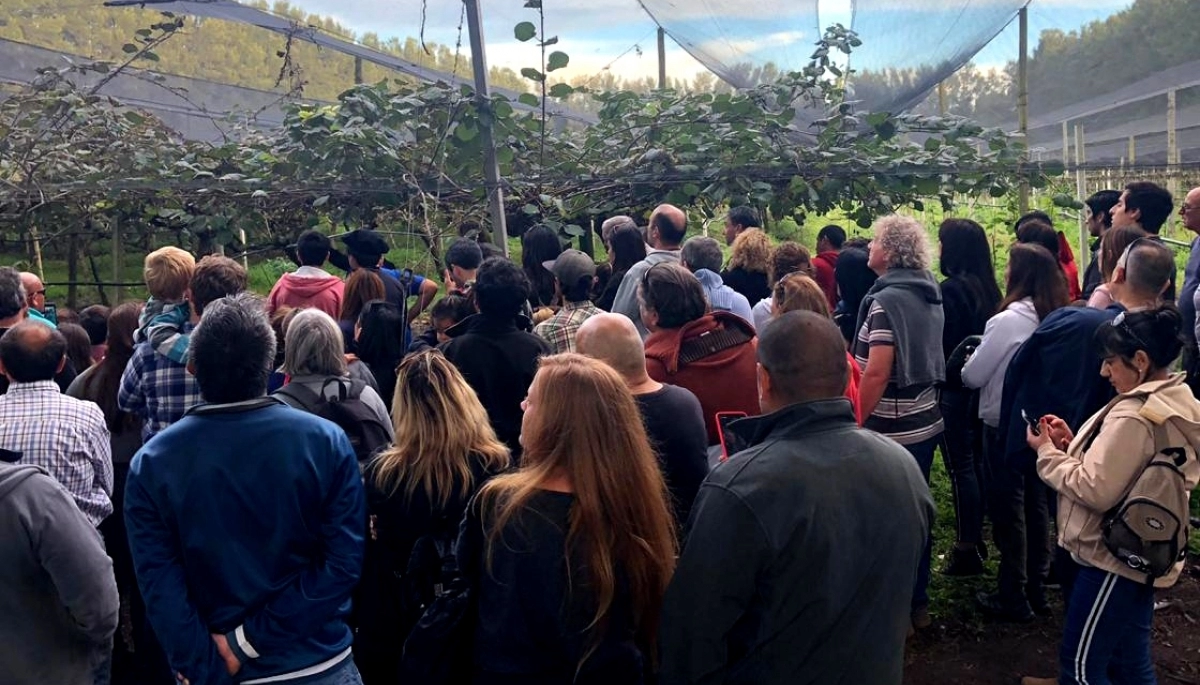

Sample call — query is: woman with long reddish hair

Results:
[463,353,677,684]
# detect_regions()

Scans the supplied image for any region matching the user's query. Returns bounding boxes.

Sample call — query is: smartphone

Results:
[716,411,749,462]
[42,303,57,326]
[1021,409,1041,436]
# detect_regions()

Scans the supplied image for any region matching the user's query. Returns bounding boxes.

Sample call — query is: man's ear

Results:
[56,355,67,374]
[1113,265,1128,285]
[756,363,772,400]
[186,358,196,377]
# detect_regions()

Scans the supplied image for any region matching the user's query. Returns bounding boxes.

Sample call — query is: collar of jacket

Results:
[868,267,942,304]
[729,398,857,447]
[444,312,532,338]
[185,396,284,417]
[644,310,756,374]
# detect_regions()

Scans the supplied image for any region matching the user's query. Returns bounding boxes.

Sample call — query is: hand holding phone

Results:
[716,411,749,462]
[1021,409,1041,436]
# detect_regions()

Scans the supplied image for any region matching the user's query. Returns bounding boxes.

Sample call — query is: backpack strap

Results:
[1152,419,1187,467]
[274,382,323,413]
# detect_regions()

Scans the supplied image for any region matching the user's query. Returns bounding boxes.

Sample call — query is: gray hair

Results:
[873,215,932,271]
[0,267,26,320]
[190,292,275,403]
[283,308,348,377]
[681,236,724,274]
[601,215,637,245]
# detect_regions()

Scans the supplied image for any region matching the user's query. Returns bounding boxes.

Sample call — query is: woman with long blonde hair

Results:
[721,227,773,305]
[465,353,677,684]
[354,350,510,685]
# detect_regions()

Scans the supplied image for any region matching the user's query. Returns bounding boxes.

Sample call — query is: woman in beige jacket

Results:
[1022,306,1200,685]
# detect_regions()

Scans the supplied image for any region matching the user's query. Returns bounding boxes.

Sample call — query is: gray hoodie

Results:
[609,249,681,338]
[0,462,118,685]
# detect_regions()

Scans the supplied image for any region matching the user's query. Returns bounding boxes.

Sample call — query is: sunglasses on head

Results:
[1110,310,1151,352]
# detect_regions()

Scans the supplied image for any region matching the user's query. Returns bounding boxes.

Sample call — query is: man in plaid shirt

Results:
[534,249,604,354]
[120,256,247,441]
[0,322,112,525]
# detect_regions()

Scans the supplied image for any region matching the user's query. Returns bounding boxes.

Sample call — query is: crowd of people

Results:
[1,181,1198,685]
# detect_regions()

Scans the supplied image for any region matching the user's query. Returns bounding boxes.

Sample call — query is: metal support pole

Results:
[1016,6,1030,215]
[657,27,667,90]
[1062,120,1070,171]
[354,56,363,85]
[1128,135,1136,166]
[463,0,509,257]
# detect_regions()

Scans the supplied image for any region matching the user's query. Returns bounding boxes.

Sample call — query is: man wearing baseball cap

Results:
[338,229,439,344]
[533,249,604,354]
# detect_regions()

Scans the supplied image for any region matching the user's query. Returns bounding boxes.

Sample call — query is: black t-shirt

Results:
[635,384,710,528]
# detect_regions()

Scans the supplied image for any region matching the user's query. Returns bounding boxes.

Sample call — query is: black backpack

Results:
[275,378,392,461]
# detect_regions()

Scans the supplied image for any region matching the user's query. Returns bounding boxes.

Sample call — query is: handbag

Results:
[400,499,484,684]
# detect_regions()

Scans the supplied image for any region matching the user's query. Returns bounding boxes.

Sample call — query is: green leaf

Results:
[142,51,160,62]
[518,92,540,107]
[313,195,330,208]
[121,43,138,54]
[540,36,559,47]
[514,21,537,42]
[454,124,478,142]
[522,203,540,215]
[546,51,570,72]
[548,83,574,98]
[523,0,542,7]
[520,67,545,83]
[563,224,585,237]
[123,111,146,125]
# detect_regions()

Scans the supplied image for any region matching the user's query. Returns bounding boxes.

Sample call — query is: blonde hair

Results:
[873,215,932,271]
[727,227,772,273]
[370,351,509,508]
[772,272,831,318]
[143,247,196,301]
[478,354,677,671]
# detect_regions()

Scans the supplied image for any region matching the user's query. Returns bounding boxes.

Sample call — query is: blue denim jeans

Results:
[904,435,939,610]
[304,658,364,685]
[1058,566,1156,685]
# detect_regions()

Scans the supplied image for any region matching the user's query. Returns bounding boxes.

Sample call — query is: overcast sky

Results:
[280,0,1134,82]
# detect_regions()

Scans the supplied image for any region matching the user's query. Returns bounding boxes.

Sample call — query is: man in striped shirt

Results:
[851,216,946,632]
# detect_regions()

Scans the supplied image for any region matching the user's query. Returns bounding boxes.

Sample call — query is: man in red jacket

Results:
[640,263,759,444]
[268,231,345,319]
[812,224,846,311]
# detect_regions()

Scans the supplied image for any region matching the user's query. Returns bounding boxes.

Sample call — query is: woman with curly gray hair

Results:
[851,214,946,632]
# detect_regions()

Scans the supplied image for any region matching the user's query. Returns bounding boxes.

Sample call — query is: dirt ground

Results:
[904,565,1200,685]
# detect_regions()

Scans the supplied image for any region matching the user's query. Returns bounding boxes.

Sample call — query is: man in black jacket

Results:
[659,312,934,685]
[441,258,551,459]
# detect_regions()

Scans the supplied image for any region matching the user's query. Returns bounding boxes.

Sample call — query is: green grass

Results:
[926,448,996,627]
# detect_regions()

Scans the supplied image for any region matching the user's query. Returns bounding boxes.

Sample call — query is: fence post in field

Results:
[1062,120,1070,175]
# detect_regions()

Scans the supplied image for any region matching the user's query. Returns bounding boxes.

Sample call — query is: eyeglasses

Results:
[1110,310,1151,352]
[1115,236,1159,272]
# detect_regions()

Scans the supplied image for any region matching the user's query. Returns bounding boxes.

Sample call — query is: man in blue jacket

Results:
[125,292,366,685]
[980,237,1174,621]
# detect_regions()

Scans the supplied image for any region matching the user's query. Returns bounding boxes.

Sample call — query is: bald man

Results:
[0,322,112,525]
[1182,187,1200,396]
[608,204,689,338]
[577,313,708,527]
[18,272,54,328]
[660,312,934,685]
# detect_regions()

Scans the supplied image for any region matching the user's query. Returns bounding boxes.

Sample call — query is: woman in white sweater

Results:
[961,243,1069,620]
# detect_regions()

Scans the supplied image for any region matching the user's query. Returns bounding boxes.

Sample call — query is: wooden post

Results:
[1167,89,1179,232]
[1062,120,1070,174]
[938,81,947,116]
[354,56,363,85]
[1075,125,1087,268]
[66,230,79,310]
[657,28,667,90]
[1016,6,1030,215]
[1128,135,1136,166]
[464,0,510,257]
[112,217,124,304]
